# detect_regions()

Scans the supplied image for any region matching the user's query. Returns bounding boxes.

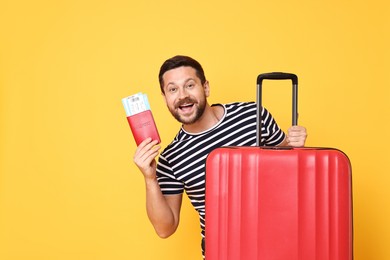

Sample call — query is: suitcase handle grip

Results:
[256,72,298,146]
[257,72,298,84]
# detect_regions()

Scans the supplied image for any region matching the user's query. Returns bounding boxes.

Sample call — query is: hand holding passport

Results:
[122,93,161,146]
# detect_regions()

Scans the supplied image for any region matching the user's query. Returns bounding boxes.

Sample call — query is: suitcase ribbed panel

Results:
[205,147,352,260]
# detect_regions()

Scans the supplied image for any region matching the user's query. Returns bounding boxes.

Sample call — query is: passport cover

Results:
[126,110,161,146]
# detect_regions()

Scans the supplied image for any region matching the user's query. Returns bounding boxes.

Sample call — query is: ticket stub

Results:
[122,92,151,116]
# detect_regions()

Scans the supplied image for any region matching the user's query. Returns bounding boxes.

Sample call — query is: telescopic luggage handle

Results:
[256,72,298,146]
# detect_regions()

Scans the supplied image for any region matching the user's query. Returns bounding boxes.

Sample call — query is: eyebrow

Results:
[166,78,196,87]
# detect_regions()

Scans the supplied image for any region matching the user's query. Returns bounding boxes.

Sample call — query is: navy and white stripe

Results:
[156,102,285,252]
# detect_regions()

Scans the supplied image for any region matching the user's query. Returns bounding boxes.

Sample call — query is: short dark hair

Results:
[158,55,206,93]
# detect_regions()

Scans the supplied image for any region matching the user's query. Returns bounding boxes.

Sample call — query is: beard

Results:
[168,96,206,125]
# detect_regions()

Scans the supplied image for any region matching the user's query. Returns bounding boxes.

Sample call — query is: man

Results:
[133,55,307,258]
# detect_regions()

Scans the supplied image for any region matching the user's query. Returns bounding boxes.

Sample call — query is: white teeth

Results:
[180,104,193,108]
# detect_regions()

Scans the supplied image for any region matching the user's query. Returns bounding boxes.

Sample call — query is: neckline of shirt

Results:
[180,103,226,136]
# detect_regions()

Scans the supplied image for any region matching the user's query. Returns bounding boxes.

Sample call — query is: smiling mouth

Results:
[176,98,196,111]
[178,103,194,110]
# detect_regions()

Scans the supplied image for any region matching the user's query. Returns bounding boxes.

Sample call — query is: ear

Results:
[204,80,210,97]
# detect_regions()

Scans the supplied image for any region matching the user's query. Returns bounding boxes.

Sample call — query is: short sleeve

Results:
[156,154,184,195]
[261,107,286,146]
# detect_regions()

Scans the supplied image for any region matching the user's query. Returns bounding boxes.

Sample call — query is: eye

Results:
[168,86,178,93]
[186,83,195,89]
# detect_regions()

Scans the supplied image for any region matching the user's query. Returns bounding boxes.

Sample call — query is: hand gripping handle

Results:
[256,72,298,146]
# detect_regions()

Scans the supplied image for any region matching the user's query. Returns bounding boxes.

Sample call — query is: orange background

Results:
[1,0,389,259]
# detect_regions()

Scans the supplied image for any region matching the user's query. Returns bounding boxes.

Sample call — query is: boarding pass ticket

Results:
[122,92,151,116]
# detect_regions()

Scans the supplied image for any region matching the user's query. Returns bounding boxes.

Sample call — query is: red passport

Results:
[126,110,161,146]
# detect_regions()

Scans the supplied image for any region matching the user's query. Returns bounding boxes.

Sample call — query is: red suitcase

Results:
[205,73,353,260]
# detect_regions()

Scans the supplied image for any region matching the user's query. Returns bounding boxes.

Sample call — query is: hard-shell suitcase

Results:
[205,73,353,260]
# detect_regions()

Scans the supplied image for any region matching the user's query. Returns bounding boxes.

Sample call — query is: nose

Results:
[178,87,189,99]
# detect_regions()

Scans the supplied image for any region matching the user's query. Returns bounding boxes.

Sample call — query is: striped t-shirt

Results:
[156,102,285,249]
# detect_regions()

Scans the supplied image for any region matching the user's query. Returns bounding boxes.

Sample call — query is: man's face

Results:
[162,66,210,125]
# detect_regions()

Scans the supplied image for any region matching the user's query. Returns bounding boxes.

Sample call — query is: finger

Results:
[288,126,307,137]
[138,144,161,162]
[134,137,152,156]
[135,138,158,156]
[287,135,306,147]
[141,139,160,153]
[288,132,307,138]
[134,142,161,168]
[289,125,306,132]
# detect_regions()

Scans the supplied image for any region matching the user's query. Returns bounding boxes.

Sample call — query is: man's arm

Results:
[278,125,307,147]
[133,138,182,238]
